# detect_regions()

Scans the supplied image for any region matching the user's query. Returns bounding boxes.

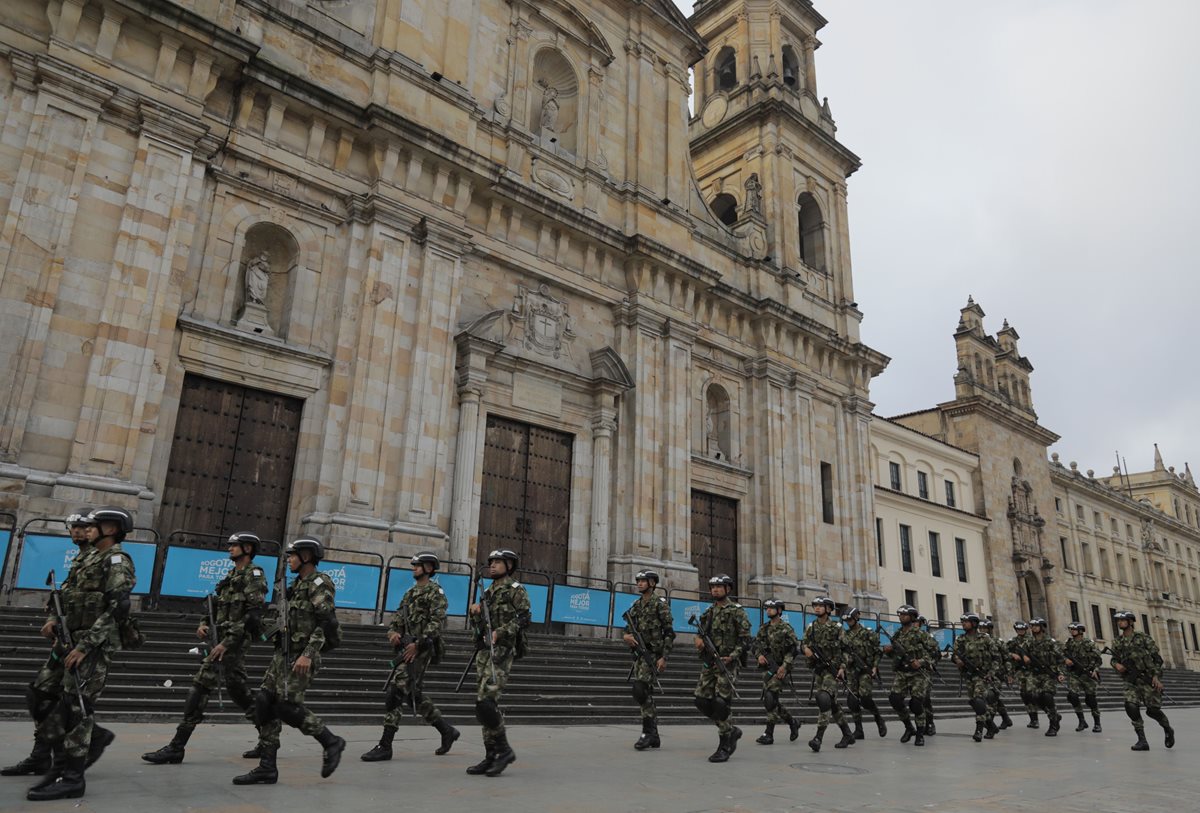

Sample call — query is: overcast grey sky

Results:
[676,0,1200,478]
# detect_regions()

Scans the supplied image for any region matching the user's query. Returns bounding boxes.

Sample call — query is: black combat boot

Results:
[486,733,516,776]
[808,724,826,752]
[834,721,855,749]
[852,720,865,740]
[85,726,115,769]
[1,736,52,776]
[1163,725,1175,749]
[634,718,660,750]
[707,732,731,763]
[315,727,345,778]
[433,719,460,755]
[914,730,925,746]
[232,747,278,785]
[973,722,985,743]
[466,746,495,775]
[924,718,936,736]
[756,723,775,745]
[999,711,1013,729]
[984,720,999,739]
[1092,714,1102,733]
[1027,712,1039,729]
[788,716,802,742]
[360,726,396,761]
[725,726,742,756]
[1075,711,1088,732]
[875,714,888,737]
[26,748,65,794]
[26,755,85,801]
[1131,731,1149,751]
[142,726,192,764]
[899,720,916,743]
[1045,713,1060,737]
[242,745,262,759]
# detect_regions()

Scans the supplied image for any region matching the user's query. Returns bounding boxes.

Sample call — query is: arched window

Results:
[781,46,800,89]
[797,192,825,270]
[531,49,579,153]
[715,47,737,92]
[710,193,738,226]
[705,384,732,461]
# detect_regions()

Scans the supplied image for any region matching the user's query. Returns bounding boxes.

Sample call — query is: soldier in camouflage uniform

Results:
[979,618,1013,730]
[622,569,674,750]
[143,532,268,765]
[1060,621,1102,733]
[752,599,801,745]
[2,510,97,778]
[953,613,1000,742]
[883,605,932,746]
[1110,610,1174,751]
[234,537,345,786]
[1022,617,1063,736]
[1007,621,1039,727]
[362,552,459,761]
[840,607,886,740]
[801,597,855,752]
[465,548,531,777]
[691,574,750,763]
[27,506,136,802]
[917,614,940,735]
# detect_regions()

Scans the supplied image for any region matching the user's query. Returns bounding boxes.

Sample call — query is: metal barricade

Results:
[383,556,475,624]
[151,530,283,609]
[549,573,613,632]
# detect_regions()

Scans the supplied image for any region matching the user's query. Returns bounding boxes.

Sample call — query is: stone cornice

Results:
[938,396,1061,447]
[1051,464,1200,543]
[873,485,990,525]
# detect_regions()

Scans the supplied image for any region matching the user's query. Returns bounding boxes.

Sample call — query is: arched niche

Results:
[715,46,737,92]
[235,222,300,339]
[531,48,579,153]
[705,383,732,461]
[797,192,826,270]
[710,193,738,227]
[781,46,800,90]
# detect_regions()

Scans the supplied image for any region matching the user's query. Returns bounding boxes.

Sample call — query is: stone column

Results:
[661,319,697,563]
[588,413,616,580]
[802,36,818,97]
[448,329,502,563]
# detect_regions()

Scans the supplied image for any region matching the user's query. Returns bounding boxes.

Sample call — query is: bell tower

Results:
[688,0,863,339]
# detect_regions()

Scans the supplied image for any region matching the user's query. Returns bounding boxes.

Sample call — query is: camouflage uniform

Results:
[841,622,886,737]
[886,626,932,738]
[955,631,997,738]
[384,580,451,728]
[1008,633,1039,725]
[752,617,798,728]
[1063,635,1102,730]
[40,544,136,760]
[254,570,336,750]
[471,576,531,752]
[693,600,751,737]
[1111,629,1173,747]
[624,592,674,722]
[984,633,1013,727]
[1026,631,1063,732]
[801,617,856,749]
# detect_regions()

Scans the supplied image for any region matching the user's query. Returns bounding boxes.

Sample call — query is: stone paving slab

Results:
[0,709,1194,813]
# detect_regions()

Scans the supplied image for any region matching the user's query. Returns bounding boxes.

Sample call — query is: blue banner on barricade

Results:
[384,570,471,617]
[930,627,956,650]
[0,530,10,583]
[746,606,765,636]
[16,535,155,594]
[550,584,612,626]
[479,578,549,624]
[284,560,381,610]
[611,591,639,625]
[159,546,280,600]
[778,610,802,630]
[671,597,710,634]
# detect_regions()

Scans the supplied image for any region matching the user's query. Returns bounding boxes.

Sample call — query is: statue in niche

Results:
[540,83,560,133]
[246,251,270,305]
[744,173,763,216]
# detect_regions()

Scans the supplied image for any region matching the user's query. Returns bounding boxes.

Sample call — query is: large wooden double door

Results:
[476,415,572,576]
[156,374,302,546]
[691,490,739,589]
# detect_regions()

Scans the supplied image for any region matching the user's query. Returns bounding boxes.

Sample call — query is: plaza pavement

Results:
[0,710,1194,813]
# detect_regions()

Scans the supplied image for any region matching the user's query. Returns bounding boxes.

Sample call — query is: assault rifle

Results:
[688,613,741,699]
[847,646,882,687]
[622,609,665,694]
[45,570,88,719]
[203,593,225,710]
[1102,646,1172,703]
[383,604,415,701]
[879,626,917,671]
[261,571,290,700]
[456,573,499,692]
[754,639,802,704]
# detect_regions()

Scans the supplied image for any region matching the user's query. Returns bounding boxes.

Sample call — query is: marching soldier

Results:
[953,613,999,742]
[2,511,98,779]
[917,614,939,735]
[841,607,886,739]
[143,533,268,765]
[362,552,459,761]
[1060,621,1102,733]
[621,569,674,751]
[883,605,931,746]
[1008,620,1039,727]
[752,599,801,745]
[234,537,345,785]
[465,549,531,777]
[1023,617,1063,736]
[27,506,136,802]
[979,618,1013,730]
[800,597,855,752]
[1110,610,1174,751]
[691,574,750,763]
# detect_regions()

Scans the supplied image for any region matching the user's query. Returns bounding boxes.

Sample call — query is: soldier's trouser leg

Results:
[693,664,737,735]
[763,675,792,724]
[255,650,325,750]
[475,647,515,749]
[633,660,658,721]
[888,681,912,725]
[1143,687,1172,743]
[41,648,114,760]
[177,658,220,735]
[846,685,863,725]
[968,678,989,724]
[813,673,843,727]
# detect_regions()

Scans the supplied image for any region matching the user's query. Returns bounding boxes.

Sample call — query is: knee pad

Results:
[631,681,651,705]
[846,692,862,713]
[908,696,924,717]
[183,686,207,718]
[1084,694,1099,712]
[986,689,1000,706]
[1038,692,1055,709]
[861,695,879,713]
[1066,690,1080,707]
[711,696,731,722]
[227,681,253,712]
[1146,707,1168,724]
[384,685,405,712]
[475,698,502,728]
[888,692,906,713]
[970,697,988,716]
[763,690,780,713]
[815,691,833,713]
[693,696,715,719]
[1020,690,1033,706]
[276,700,306,728]
[1124,701,1142,722]
[254,690,277,727]
[26,685,56,722]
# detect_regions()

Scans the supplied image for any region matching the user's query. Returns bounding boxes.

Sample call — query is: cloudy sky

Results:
[674,0,1200,480]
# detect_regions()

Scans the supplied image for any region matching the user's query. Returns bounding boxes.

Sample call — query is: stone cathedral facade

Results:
[0,0,890,606]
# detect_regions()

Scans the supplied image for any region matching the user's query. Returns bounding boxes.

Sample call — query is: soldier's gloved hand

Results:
[402,642,418,663]
[293,654,312,676]
[196,624,209,640]
[64,648,88,670]
[757,654,768,666]
[622,634,637,648]
[210,643,228,662]
[656,657,667,673]
[387,631,404,646]
[40,619,56,640]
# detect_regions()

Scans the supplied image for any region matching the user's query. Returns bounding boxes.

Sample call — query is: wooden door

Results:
[476,415,571,577]
[157,374,302,547]
[691,490,739,589]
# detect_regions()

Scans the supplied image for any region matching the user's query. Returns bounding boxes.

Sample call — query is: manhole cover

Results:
[790,763,868,775]
[930,732,973,738]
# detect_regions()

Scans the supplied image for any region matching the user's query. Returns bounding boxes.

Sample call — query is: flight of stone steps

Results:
[2,606,1198,726]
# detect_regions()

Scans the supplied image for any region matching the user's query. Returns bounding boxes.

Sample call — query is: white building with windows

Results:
[871,417,990,625]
